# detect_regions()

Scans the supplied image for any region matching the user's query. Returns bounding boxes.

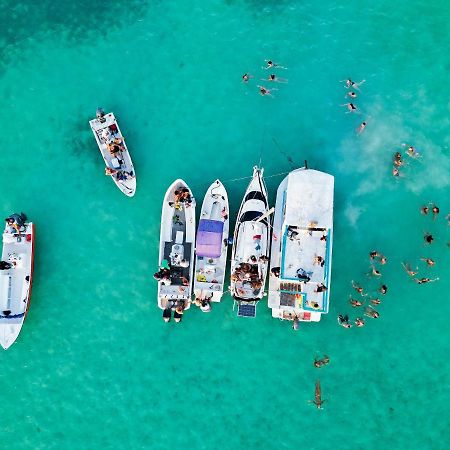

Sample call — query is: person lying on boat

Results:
[108,142,123,156]
[105,167,118,176]
[163,308,172,323]
[313,255,325,267]
[0,261,12,270]
[153,267,171,283]
[5,213,27,233]
[315,283,327,293]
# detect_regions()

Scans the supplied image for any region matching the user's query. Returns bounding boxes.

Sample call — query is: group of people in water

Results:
[392,143,421,177]
[340,78,367,134]
[242,59,288,98]
[400,202,443,284]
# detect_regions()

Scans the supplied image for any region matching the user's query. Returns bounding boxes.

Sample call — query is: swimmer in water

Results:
[364,306,380,319]
[401,262,418,277]
[393,152,404,167]
[368,265,382,277]
[421,205,429,215]
[346,91,357,98]
[263,59,287,70]
[403,144,421,159]
[242,73,253,83]
[414,277,439,284]
[379,284,388,295]
[392,167,400,177]
[349,297,363,307]
[357,121,367,134]
[355,317,365,327]
[337,314,352,328]
[341,102,358,113]
[258,85,277,97]
[352,281,365,296]
[379,255,387,265]
[370,298,381,305]
[424,232,434,244]
[263,74,288,83]
[370,251,380,260]
[431,204,440,220]
[341,78,366,90]
[420,257,435,266]
[313,355,330,368]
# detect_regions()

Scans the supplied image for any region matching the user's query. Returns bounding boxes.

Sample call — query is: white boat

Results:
[156,179,196,312]
[268,167,334,323]
[230,167,272,317]
[193,180,229,304]
[0,216,35,350]
[89,108,136,197]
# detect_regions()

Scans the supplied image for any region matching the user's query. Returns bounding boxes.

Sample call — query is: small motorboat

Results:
[193,180,229,307]
[0,213,35,350]
[230,167,272,317]
[89,108,136,197]
[155,180,196,320]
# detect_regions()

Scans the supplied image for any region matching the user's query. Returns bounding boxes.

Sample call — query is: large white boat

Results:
[89,108,136,197]
[268,167,334,323]
[156,179,196,314]
[230,167,271,317]
[0,214,35,350]
[193,180,229,304]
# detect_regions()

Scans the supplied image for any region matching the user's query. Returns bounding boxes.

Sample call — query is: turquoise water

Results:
[1,0,449,448]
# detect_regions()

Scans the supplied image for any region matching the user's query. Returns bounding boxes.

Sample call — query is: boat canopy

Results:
[284,170,334,229]
[196,219,223,258]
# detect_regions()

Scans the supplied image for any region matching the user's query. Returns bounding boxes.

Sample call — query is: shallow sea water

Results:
[0,1,449,449]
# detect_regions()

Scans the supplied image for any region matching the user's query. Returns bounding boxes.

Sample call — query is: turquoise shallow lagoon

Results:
[1,0,449,448]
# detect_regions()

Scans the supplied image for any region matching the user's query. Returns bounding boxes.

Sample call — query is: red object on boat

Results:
[26,234,32,242]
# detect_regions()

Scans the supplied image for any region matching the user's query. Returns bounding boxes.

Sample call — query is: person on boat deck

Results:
[314,255,325,267]
[271,266,280,277]
[5,213,27,233]
[315,283,327,293]
[105,167,118,176]
[108,142,122,156]
[259,255,269,262]
[0,261,12,270]
[163,308,172,323]
[249,255,257,263]
[296,268,310,282]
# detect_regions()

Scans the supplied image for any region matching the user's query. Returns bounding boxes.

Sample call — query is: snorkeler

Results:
[263,59,287,70]
[401,262,418,277]
[258,85,277,97]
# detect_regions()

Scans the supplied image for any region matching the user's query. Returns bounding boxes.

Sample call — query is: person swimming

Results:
[342,78,366,90]
[352,281,365,295]
[364,306,380,319]
[379,284,388,295]
[424,232,434,244]
[355,317,365,327]
[313,355,330,368]
[420,257,435,266]
[357,121,367,134]
[431,204,440,220]
[342,102,358,113]
[349,298,363,307]
[421,205,429,215]
[263,59,287,70]
[338,314,352,328]
[258,85,277,97]
[263,74,288,83]
[370,298,381,305]
[401,262,418,277]
[368,265,382,277]
[414,277,439,284]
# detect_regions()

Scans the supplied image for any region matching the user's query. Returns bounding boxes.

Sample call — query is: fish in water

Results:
[310,380,325,409]
[313,355,330,368]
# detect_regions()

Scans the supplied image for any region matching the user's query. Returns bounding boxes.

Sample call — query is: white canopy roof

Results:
[284,169,334,229]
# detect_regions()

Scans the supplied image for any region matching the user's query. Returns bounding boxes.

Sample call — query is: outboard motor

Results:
[96,107,106,123]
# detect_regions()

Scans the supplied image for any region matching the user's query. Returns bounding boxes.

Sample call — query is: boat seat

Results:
[0,273,12,314]
[175,231,184,244]
[111,157,121,169]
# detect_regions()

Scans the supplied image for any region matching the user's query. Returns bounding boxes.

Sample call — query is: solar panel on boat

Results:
[237,304,256,317]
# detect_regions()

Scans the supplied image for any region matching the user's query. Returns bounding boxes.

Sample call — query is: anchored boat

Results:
[193,180,229,307]
[230,167,272,318]
[156,180,196,316]
[0,214,35,350]
[89,108,136,197]
[268,167,334,323]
